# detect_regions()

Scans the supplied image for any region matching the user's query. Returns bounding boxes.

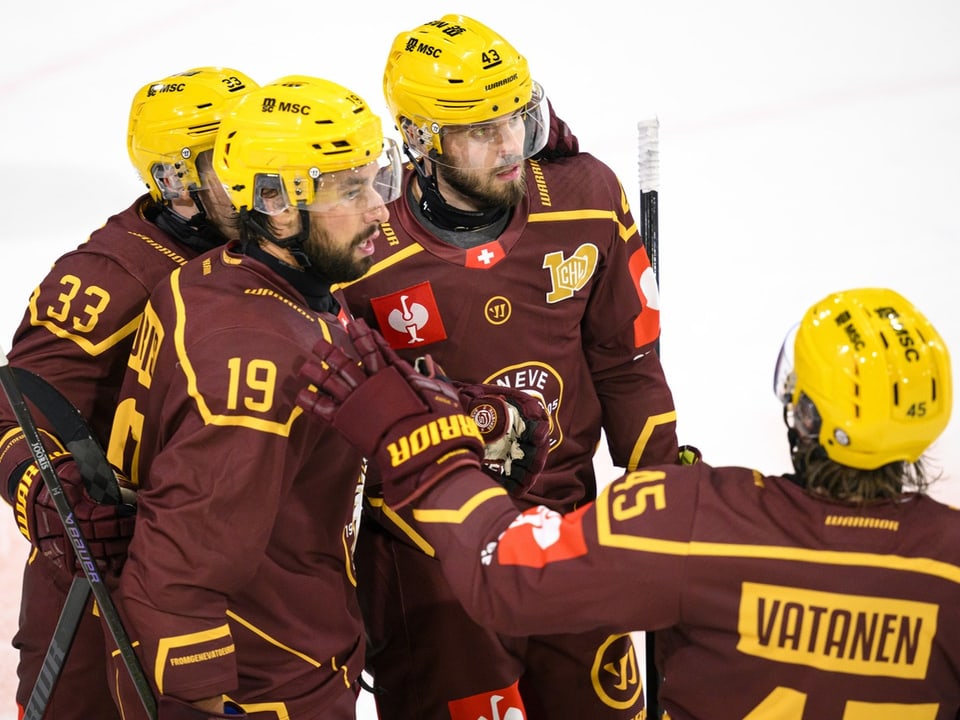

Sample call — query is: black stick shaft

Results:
[22,577,91,720]
[638,117,662,716]
[0,347,157,719]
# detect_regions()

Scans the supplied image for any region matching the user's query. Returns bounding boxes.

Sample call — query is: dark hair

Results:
[794,437,937,503]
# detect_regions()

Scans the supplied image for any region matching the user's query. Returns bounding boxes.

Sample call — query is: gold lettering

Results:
[385,415,482,467]
[739,583,935,678]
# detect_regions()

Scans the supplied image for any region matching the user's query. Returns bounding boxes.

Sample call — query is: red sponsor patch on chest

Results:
[369,281,448,349]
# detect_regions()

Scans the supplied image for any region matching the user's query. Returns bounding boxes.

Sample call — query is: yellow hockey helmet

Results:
[213,75,401,215]
[383,14,548,162]
[774,288,951,469]
[127,67,257,201]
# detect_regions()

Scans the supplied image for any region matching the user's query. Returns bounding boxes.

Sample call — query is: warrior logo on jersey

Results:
[484,296,512,326]
[592,634,643,710]
[370,281,448,348]
[542,243,599,303]
[627,248,660,347]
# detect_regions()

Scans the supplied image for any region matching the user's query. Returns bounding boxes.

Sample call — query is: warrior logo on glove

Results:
[13,449,136,577]
[415,355,551,495]
[296,319,550,506]
[296,319,485,508]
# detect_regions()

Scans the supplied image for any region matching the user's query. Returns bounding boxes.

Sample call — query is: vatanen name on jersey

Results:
[737,582,937,679]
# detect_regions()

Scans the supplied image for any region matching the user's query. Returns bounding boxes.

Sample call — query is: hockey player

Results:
[0,67,258,720]
[337,14,679,719]
[298,286,959,719]
[102,75,405,719]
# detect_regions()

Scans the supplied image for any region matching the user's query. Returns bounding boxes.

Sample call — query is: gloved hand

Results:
[452,382,550,496]
[13,451,137,577]
[533,99,580,161]
[412,356,550,495]
[678,445,702,465]
[297,319,485,509]
[158,695,246,719]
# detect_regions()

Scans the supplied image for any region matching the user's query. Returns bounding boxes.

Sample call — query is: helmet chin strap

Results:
[155,191,223,254]
[239,208,314,269]
[409,148,507,231]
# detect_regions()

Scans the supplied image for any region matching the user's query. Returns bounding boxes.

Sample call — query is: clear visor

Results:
[773,323,799,405]
[775,323,824,440]
[150,155,200,201]
[251,138,403,216]
[428,82,549,171]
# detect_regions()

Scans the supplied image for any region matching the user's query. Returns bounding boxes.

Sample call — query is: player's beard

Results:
[439,161,526,210]
[304,222,378,282]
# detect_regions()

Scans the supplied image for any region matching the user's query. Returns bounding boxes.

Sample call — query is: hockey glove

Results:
[452,382,550,496]
[12,451,136,577]
[532,99,580,161]
[158,696,246,719]
[411,357,550,495]
[297,319,485,509]
[678,445,702,465]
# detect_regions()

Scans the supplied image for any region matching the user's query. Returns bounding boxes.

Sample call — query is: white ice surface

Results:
[1,1,958,716]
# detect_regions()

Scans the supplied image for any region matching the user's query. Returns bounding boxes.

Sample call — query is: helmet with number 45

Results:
[774,287,951,471]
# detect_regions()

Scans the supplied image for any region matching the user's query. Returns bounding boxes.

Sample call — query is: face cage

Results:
[249,139,403,216]
[404,82,550,170]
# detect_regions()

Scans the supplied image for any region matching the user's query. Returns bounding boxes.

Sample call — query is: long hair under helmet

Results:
[773,287,951,480]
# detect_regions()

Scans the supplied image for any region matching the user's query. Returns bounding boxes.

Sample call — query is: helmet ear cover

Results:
[774,288,951,470]
[793,392,823,441]
[127,67,258,202]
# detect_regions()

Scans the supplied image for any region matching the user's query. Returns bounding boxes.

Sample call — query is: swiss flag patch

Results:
[465,240,505,269]
[628,248,661,347]
[496,506,588,568]
[369,282,448,349]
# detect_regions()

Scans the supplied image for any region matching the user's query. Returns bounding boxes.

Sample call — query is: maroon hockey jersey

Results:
[0,196,206,719]
[0,196,196,495]
[106,245,365,717]
[414,463,960,719]
[340,155,679,512]
[341,153,676,718]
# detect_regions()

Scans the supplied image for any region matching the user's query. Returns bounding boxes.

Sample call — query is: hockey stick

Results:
[10,367,137,718]
[11,367,135,506]
[22,578,91,720]
[638,117,662,717]
[638,117,660,357]
[0,347,157,719]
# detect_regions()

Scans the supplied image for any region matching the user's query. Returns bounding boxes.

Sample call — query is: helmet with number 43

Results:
[383,13,549,166]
